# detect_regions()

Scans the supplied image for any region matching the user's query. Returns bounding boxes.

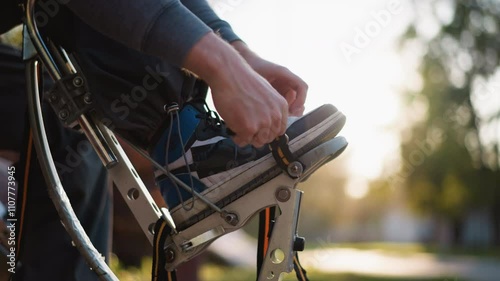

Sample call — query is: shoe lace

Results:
[165,103,196,211]
[163,101,239,211]
[195,101,229,135]
[195,100,240,161]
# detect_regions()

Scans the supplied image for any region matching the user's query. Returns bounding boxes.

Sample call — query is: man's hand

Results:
[184,33,288,148]
[232,41,308,117]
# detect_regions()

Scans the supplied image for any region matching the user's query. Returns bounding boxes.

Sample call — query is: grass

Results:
[110,257,467,281]
[110,255,153,281]
[110,241,496,281]
[200,265,465,281]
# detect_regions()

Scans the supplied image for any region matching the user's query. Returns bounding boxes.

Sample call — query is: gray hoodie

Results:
[66,0,240,66]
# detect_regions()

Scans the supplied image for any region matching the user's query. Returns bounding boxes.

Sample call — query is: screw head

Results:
[83,93,93,104]
[287,161,303,178]
[49,94,58,103]
[165,248,176,263]
[223,212,239,226]
[73,76,84,87]
[276,187,291,202]
[59,110,69,120]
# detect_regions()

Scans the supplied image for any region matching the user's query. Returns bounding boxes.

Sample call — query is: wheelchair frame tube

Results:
[25,59,119,281]
[24,0,165,264]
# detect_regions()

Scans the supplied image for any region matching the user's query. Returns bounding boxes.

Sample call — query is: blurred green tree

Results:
[400,0,500,245]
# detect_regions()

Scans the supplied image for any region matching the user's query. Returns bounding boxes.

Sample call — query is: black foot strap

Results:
[269,135,305,179]
[152,218,177,281]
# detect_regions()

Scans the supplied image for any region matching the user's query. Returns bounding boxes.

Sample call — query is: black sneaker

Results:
[151,100,346,229]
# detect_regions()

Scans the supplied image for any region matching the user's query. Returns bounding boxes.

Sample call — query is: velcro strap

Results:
[152,219,177,281]
[269,135,304,178]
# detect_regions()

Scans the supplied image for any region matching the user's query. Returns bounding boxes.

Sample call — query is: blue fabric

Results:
[151,104,205,208]
[159,173,207,208]
[151,104,200,166]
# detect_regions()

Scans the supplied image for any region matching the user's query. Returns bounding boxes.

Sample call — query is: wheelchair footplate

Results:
[158,136,348,280]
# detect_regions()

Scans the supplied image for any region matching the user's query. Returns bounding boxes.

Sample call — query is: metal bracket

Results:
[45,73,94,129]
[94,121,164,243]
[258,188,302,280]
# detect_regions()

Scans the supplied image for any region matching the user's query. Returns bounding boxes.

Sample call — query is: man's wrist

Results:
[184,33,252,88]
[184,33,230,82]
[231,40,259,63]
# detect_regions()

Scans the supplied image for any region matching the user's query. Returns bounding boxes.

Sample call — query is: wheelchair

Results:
[20,0,348,280]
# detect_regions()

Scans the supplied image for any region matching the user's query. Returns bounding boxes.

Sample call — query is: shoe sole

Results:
[171,110,346,229]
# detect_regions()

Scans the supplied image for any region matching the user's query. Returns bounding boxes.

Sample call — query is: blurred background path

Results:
[209,231,500,281]
[300,248,500,281]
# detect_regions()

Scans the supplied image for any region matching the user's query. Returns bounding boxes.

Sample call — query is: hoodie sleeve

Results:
[180,0,241,43]
[66,0,212,66]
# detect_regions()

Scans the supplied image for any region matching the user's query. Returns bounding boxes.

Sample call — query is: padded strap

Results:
[152,219,177,281]
[269,135,304,179]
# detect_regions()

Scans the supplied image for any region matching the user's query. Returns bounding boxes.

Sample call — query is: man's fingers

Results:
[290,105,305,117]
[284,89,297,106]
[289,81,307,116]
[256,128,272,144]
[233,134,250,147]
[281,96,289,134]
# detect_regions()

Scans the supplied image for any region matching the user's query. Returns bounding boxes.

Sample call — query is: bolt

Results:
[49,94,58,103]
[59,110,69,120]
[276,187,291,202]
[180,241,193,252]
[223,212,239,226]
[83,93,92,104]
[165,248,176,263]
[73,76,84,87]
[287,161,303,178]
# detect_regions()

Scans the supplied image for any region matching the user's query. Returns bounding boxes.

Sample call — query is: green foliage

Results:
[399,1,500,228]
[200,265,466,281]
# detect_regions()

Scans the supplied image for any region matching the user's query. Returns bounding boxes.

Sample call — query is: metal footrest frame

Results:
[162,137,347,280]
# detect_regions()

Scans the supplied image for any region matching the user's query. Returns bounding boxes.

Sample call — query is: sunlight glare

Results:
[212,0,414,198]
